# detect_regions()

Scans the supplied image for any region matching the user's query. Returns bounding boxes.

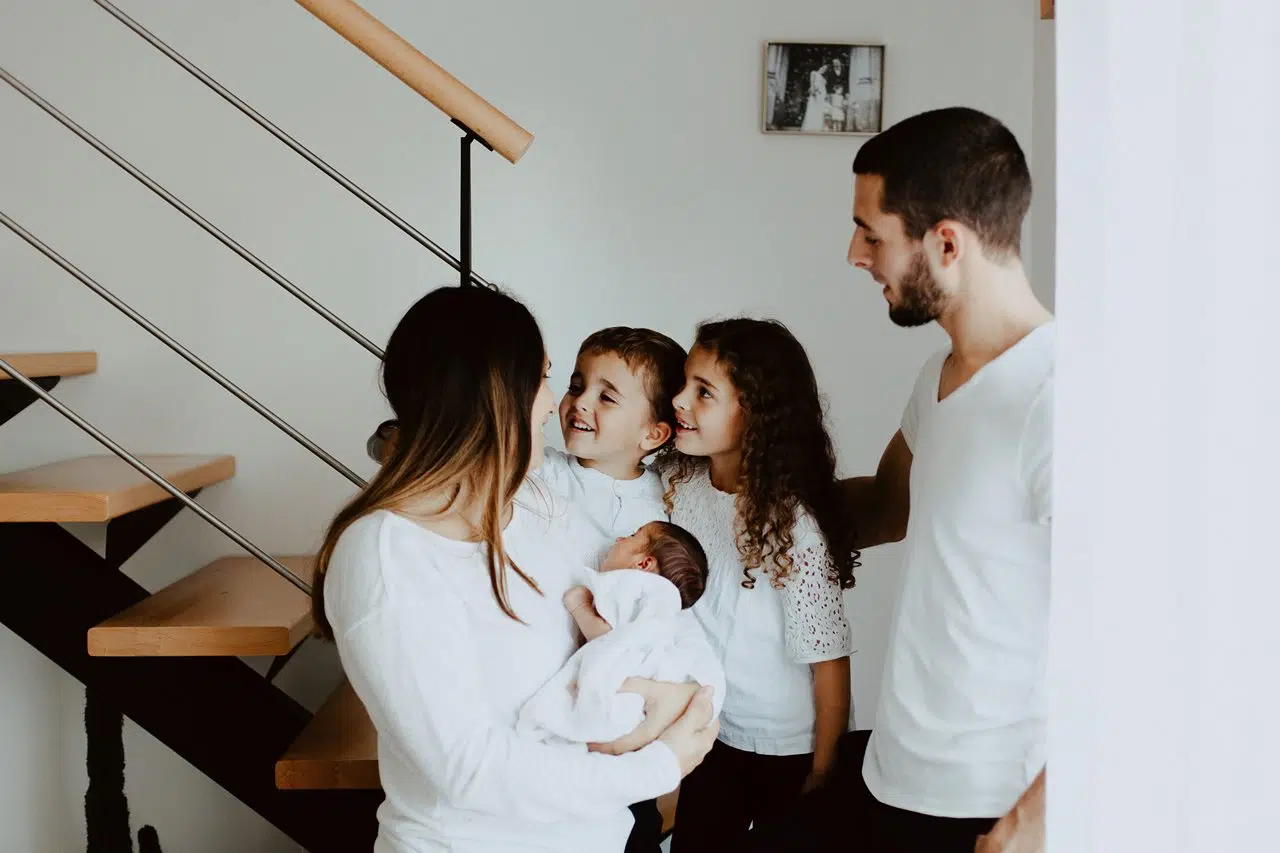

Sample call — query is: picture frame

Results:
[762,41,886,136]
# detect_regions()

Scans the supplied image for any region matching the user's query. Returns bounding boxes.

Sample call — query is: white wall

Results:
[1051,1,1279,849]
[0,0,1037,848]
[0,629,73,852]
[1030,15,1056,307]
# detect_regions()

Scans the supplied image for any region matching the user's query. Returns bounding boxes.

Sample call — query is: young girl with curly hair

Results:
[664,318,858,851]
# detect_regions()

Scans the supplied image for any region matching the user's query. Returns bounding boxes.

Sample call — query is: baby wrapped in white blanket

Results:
[518,521,725,745]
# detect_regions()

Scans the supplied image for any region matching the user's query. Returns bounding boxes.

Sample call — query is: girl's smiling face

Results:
[672,345,744,461]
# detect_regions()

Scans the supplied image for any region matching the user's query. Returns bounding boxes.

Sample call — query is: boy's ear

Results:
[640,421,673,452]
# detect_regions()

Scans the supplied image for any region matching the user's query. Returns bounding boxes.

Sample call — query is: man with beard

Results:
[746,107,1052,853]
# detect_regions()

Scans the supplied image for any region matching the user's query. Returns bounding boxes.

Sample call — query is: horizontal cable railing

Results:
[2,0,538,534]
[88,0,497,290]
[0,356,312,594]
[0,211,367,489]
[0,65,383,359]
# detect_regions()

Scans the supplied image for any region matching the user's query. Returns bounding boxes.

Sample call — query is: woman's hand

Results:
[588,678,698,754]
[588,679,717,774]
[657,686,719,777]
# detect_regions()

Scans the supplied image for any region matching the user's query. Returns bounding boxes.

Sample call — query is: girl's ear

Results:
[638,555,659,573]
[640,421,673,452]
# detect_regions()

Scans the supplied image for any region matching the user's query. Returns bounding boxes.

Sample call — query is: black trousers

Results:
[670,740,814,852]
[742,730,999,853]
[625,798,664,853]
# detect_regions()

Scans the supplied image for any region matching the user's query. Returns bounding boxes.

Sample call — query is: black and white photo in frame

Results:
[763,42,885,135]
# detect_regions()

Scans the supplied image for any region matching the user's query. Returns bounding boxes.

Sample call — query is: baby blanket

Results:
[517,569,725,745]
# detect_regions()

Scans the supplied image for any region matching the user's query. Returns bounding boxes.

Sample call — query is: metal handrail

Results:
[1,212,366,489]
[0,66,383,359]
[89,0,496,290]
[0,356,312,594]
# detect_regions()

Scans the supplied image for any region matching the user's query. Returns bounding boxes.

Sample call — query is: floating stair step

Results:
[0,351,97,380]
[0,454,235,522]
[277,679,379,790]
[88,555,316,657]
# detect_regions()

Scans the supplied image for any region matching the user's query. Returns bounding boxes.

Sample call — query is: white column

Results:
[1051,2,1280,851]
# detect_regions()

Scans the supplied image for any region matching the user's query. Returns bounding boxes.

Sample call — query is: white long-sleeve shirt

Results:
[323,491,681,853]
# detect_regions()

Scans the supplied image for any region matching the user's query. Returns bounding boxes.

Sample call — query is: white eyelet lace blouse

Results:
[669,466,853,756]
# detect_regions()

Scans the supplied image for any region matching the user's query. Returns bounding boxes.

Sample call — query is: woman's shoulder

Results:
[328,510,396,580]
[325,510,469,629]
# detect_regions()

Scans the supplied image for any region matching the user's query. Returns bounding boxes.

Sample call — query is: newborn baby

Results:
[517,521,726,745]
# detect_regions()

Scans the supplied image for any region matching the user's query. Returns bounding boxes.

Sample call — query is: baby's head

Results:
[600,521,708,609]
[560,327,686,477]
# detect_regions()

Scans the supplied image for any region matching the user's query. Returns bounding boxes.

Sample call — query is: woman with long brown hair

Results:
[313,286,717,853]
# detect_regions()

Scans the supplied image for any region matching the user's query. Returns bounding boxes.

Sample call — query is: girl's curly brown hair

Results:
[662,319,860,590]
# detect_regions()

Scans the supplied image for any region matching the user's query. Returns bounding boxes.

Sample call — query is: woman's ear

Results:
[640,421,674,452]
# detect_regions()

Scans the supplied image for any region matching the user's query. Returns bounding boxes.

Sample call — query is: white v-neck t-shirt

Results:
[863,323,1054,819]
[323,485,680,853]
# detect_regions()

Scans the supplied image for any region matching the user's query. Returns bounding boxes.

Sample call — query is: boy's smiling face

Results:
[560,351,669,477]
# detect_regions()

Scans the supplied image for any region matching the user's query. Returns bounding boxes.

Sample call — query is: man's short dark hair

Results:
[853,107,1032,258]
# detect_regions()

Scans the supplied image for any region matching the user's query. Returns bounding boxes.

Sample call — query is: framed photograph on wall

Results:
[762,41,885,135]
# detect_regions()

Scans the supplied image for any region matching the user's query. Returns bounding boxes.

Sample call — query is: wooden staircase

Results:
[0,352,379,852]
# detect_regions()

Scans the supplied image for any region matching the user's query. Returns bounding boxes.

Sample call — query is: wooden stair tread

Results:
[277,679,379,790]
[88,555,316,657]
[0,454,235,522]
[0,351,97,380]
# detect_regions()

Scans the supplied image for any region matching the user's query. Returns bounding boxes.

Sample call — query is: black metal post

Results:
[451,119,494,288]
[460,130,474,288]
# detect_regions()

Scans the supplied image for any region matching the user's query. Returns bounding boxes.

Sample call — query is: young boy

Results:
[536,326,687,568]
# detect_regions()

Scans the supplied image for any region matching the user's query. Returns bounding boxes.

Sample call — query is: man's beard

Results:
[888,251,946,328]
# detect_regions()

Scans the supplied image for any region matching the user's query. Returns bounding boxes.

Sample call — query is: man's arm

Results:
[975,767,1045,853]
[838,430,913,550]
